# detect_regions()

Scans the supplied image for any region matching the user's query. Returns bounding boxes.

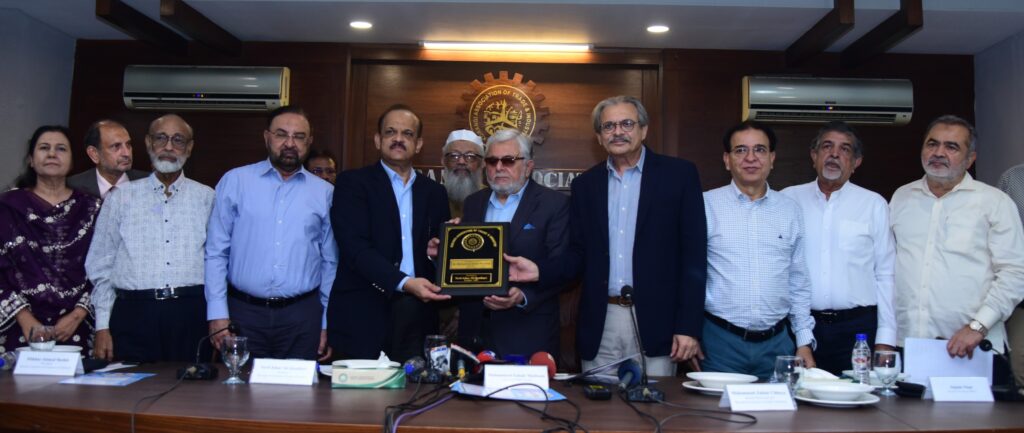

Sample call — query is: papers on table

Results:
[60,372,155,386]
[904,337,993,399]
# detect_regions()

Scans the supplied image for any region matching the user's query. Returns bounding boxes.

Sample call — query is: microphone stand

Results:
[980,339,1024,401]
[621,286,664,402]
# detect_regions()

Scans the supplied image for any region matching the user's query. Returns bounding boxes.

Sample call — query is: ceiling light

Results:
[350,21,373,30]
[647,25,669,33]
[421,41,591,52]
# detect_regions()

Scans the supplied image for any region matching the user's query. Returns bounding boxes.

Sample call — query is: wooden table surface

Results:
[1,365,1023,433]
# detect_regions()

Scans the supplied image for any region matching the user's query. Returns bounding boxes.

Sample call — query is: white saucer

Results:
[682,380,724,396]
[15,345,82,352]
[795,389,880,408]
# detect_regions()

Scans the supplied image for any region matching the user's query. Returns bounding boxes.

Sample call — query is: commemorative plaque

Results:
[437,223,509,296]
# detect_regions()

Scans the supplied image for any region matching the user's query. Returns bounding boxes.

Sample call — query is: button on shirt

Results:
[87,173,215,330]
[205,160,338,327]
[704,181,816,348]
[486,182,528,306]
[381,162,416,292]
[890,173,1024,349]
[781,180,898,346]
[607,147,645,296]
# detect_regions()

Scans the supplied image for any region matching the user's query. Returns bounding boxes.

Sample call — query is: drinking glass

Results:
[424,334,449,373]
[773,355,805,395]
[221,336,249,385]
[873,350,901,396]
[28,325,56,351]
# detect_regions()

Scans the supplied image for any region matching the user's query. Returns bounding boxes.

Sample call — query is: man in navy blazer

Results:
[508,96,707,376]
[457,129,569,359]
[329,105,451,362]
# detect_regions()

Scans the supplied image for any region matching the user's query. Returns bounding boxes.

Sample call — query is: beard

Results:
[444,168,483,203]
[490,174,527,196]
[149,150,187,173]
[820,158,842,181]
[923,156,967,182]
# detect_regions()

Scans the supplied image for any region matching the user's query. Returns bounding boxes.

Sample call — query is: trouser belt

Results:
[811,305,877,325]
[228,284,317,309]
[115,285,204,300]
[704,312,786,343]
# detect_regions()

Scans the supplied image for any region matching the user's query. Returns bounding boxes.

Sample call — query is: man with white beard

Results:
[87,114,216,362]
[782,122,897,374]
[441,130,485,218]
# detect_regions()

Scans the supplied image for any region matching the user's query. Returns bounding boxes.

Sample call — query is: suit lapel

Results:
[411,174,428,242]
[371,163,402,238]
[595,163,610,253]
[635,149,657,236]
[509,180,540,243]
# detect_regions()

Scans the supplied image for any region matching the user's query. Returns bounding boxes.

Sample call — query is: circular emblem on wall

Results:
[458,71,550,146]
[460,233,485,252]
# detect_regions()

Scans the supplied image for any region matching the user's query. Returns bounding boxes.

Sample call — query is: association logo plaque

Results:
[438,223,509,296]
[458,71,549,145]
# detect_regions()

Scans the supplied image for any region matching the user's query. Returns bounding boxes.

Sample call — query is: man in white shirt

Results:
[782,121,897,374]
[87,114,215,362]
[890,115,1024,361]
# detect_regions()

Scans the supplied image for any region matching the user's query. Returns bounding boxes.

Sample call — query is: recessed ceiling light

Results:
[350,21,373,30]
[647,25,669,33]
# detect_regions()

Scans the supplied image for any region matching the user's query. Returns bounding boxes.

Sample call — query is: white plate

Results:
[794,389,880,408]
[15,345,82,352]
[682,380,724,396]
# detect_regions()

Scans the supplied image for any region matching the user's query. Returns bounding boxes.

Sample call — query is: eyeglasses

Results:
[150,133,191,149]
[484,155,526,167]
[269,130,309,145]
[309,167,337,175]
[730,145,771,158]
[600,119,639,134]
[444,152,481,163]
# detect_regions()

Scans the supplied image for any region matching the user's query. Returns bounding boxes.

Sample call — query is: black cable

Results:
[479,382,589,433]
[618,388,661,433]
[383,380,451,433]
[656,399,758,427]
[130,374,186,433]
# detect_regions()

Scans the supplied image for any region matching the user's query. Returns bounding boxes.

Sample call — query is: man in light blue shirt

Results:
[702,121,816,380]
[205,106,338,360]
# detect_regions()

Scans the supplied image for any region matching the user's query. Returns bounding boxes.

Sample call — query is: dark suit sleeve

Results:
[537,181,585,289]
[519,191,569,313]
[675,163,707,338]
[332,171,406,295]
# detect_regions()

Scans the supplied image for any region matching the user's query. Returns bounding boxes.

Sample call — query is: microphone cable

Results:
[384,380,453,433]
[656,399,758,427]
[483,382,589,433]
[617,387,662,433]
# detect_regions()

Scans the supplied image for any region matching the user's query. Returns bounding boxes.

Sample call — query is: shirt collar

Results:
[729,179,772,203]
[146,171,186,193]
[258,158,308,182]
[380,160,417,186]
[605,146,647,175]
[913,172,977,197]
[96,169,130,198]
[813,178,849,201]
[489,181,529,208]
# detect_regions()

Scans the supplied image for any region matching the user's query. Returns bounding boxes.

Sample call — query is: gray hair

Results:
[810,121,863,158]
[485,128,533,160]
[925,115,978,152]
[591,95,649,133]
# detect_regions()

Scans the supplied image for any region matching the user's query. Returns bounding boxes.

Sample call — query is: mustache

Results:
[928,156,949,167]
[389,142,407,151]
[609,135,631,144]
[824,157,841,168]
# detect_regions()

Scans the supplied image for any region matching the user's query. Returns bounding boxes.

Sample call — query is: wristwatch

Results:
[968,320,988,336]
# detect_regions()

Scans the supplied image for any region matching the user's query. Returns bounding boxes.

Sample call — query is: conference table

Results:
[1,364,1023,433]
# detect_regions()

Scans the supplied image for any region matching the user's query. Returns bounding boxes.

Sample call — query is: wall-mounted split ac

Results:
[123,65,290,112]
[742,76,913,125]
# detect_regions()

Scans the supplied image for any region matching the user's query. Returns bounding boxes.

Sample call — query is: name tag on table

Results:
[248,358,318,386]
[719,384,796,411]
[14,351,83,376]
[484,365,549,390]
[930,377,994,402]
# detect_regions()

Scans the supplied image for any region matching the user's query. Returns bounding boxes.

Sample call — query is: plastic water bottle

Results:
[0,352,15,371]
[851,333,871,385]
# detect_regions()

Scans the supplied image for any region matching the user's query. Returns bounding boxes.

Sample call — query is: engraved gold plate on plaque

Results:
[437,223,509,296]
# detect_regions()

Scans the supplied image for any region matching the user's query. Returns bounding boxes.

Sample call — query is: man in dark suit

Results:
[67,119,147,199]
[457,129,569,359]
[329,104,451,362]
[507,95,707,376]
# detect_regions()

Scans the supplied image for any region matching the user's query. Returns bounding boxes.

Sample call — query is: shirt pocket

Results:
[943,215,981,255]
[838,220,871,253]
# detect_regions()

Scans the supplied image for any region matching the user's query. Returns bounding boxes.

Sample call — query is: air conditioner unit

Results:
[123,65,290,112]
[742,76,912,125]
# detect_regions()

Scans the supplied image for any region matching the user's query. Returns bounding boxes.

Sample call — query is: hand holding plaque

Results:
[437,223,509,296]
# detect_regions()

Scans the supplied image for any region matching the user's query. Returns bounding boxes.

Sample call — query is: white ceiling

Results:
[2,0,1023,54]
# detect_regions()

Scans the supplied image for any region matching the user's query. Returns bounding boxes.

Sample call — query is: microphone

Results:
[979,339,1024,401]
[529,351,557,379]
[177,322,240,380]
[617,359,642,390]
[620,285,663,402]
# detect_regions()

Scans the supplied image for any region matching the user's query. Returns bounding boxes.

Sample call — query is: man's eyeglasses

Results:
[484,155,526,167]
[309,167,337,175]
[150,133,191,149]
[443,152,481,163]
[600,119,639,134]
[269,130,309,145]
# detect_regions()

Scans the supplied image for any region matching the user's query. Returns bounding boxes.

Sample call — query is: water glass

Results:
[773,355,805,395]
[28,325,56,351]
[873,350,901,396]
[424,334,449,373]
[221,336,250,385]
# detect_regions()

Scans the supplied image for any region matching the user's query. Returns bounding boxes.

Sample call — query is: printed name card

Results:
[719,384,796,411]
[248,358,318,386]
[484,365,549,391]
[14,351,83,376]
[930,377,994,402]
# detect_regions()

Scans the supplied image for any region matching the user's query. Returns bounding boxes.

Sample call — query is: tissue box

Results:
[331,359,406,388]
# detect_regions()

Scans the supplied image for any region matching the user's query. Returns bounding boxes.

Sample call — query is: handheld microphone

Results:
[617,359,642,390]
[178,322,239,380]
[979,339,1024,401]
[529,351,557,379]
[620,286,663,402]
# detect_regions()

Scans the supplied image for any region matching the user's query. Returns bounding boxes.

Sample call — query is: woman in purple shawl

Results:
[0,126,101,355]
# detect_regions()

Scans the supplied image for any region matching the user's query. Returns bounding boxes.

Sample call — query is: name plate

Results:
[484,364,549,391]
[719,384,796,411]
[930,377,994,402]
[14,351,83,376]
[438,223,509,296]
[248,358,317,386]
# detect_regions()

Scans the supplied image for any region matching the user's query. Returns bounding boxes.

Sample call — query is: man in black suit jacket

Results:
[329,105,451,362]
[457,129,569,359]
[508,96,707,376]
[67,120,147,198]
